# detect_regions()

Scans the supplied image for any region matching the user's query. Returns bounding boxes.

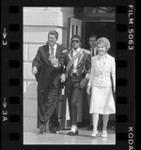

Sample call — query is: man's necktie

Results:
[92,48,94,56]
[51,47,54,57]
[92,48,96,56]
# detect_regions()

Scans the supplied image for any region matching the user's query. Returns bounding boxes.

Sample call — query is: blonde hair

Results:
[97,37,111,51]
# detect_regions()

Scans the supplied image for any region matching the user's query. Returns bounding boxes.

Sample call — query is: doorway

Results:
[83,21,116,57]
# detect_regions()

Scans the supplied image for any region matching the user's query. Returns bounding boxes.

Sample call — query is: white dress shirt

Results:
[72,47,81,73]
[49,44,59,67]
[49,44,57,58]
[91,47,97,57]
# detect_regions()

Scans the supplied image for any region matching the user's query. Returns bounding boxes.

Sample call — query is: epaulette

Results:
[84,49,91,55]
[62,49,68,53]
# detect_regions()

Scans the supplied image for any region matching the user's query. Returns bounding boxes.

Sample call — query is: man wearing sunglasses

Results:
[59,35,91,136]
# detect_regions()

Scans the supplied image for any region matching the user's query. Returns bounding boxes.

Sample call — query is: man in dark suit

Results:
[59,35,91,136]
[87,34,98,130]
[32,30,66,134]
[89,34,97,57]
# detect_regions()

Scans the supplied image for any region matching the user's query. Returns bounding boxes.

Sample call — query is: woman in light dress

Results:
[87,37,116,138]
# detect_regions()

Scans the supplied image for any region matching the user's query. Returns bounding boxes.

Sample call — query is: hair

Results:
[89,34,97,39]
[71,34,81,43]
[48,30,58,39]
[96,37,111,51]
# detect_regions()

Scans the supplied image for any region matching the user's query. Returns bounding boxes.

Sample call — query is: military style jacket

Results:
[59,48,91,77]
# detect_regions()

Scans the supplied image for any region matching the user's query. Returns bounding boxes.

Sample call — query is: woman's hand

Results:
[86,85,91,95]
[60,73,66,83]
[80,77,88,88]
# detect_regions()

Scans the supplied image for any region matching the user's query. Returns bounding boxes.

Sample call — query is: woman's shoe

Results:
[102,130,108,138]
[91,131,98,138]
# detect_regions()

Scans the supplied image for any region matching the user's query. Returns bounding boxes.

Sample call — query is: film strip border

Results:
[1,0,22,149]
[116,5,135,149]
[1,2,135,150]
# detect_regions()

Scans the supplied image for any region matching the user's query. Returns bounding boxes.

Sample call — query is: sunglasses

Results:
[71,40,79,43]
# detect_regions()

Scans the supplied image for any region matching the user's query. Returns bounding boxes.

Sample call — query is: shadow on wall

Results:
[24,80,37,98]
[24,80,38,130]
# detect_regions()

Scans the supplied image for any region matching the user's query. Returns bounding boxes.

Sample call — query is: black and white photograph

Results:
[23,7,116,145]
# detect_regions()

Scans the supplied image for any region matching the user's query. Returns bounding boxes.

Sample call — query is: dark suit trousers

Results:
[66,74,83,126]
[38,77,60,128]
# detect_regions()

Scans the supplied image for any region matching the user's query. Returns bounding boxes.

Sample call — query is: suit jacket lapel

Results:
[96,57,103,73]
[103,54,110,68]
[56,44,61,59]
[96,54,109,73]
[43,44,51,65]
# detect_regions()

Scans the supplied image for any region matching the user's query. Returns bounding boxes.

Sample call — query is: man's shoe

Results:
[50,127,60,133]
[50,128,56,133]
[55,127,60,131]
[67,130,79,136]
[39,124,45,134]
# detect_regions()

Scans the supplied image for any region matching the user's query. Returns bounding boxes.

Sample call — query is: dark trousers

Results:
[50,107,60,128]
[66,74,83,126]
[37,78,60,128]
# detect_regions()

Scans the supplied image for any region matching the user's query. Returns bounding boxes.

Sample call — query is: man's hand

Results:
[49,56,59,67]
[80,77,88,88]
[32,66,38,75]
[60,73,66,83]
[86,85,91,95]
